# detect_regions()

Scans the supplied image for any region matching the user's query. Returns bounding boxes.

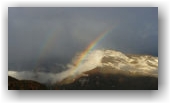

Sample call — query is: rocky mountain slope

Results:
[8,50,158,90]
[56,67,158,90]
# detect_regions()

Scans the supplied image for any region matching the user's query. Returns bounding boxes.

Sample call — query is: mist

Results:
[8,49,158,84]
[8,7,158,73]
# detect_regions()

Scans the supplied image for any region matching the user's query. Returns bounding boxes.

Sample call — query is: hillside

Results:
[8,50,158,90]
[8,76,47,90]
[56,67,158,90]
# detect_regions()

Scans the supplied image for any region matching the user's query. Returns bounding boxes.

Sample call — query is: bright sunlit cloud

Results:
[8,49,158,84]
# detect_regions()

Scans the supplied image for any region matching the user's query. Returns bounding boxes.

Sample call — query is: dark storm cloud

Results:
[8,7,158,71]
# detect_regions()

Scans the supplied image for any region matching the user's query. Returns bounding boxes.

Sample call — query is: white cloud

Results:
[8,49,158,84]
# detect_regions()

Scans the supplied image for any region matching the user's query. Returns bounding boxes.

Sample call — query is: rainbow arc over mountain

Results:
[73,27,114,69]
[34,26,114,72]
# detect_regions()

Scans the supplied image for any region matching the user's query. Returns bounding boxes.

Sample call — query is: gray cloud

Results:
[8,7,158,72]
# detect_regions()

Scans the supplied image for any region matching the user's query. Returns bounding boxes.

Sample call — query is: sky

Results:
[8,7,158,72]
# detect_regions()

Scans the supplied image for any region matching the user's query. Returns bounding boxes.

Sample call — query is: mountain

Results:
[8,50,158,90]
[8,76,47,90]
[55,67,158,90]
[55,50,158,90]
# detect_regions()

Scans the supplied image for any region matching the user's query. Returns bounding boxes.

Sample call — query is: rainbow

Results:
[34,26,114,72]
[34,29,58,71]
[73,27,114,69]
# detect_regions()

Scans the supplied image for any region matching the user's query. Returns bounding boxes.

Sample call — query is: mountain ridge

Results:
[8,49,158,90]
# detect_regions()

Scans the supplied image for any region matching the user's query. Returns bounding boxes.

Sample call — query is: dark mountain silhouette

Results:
[8,76,47,90]
[55,67,158,90]
[8,67,158,90]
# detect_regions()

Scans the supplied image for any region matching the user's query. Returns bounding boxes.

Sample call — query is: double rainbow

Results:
[34,26,114,72]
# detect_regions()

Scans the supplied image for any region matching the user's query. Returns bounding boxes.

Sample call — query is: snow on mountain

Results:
[100,50,158,77]
[8,49,158,84]
[57,49,158,85]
